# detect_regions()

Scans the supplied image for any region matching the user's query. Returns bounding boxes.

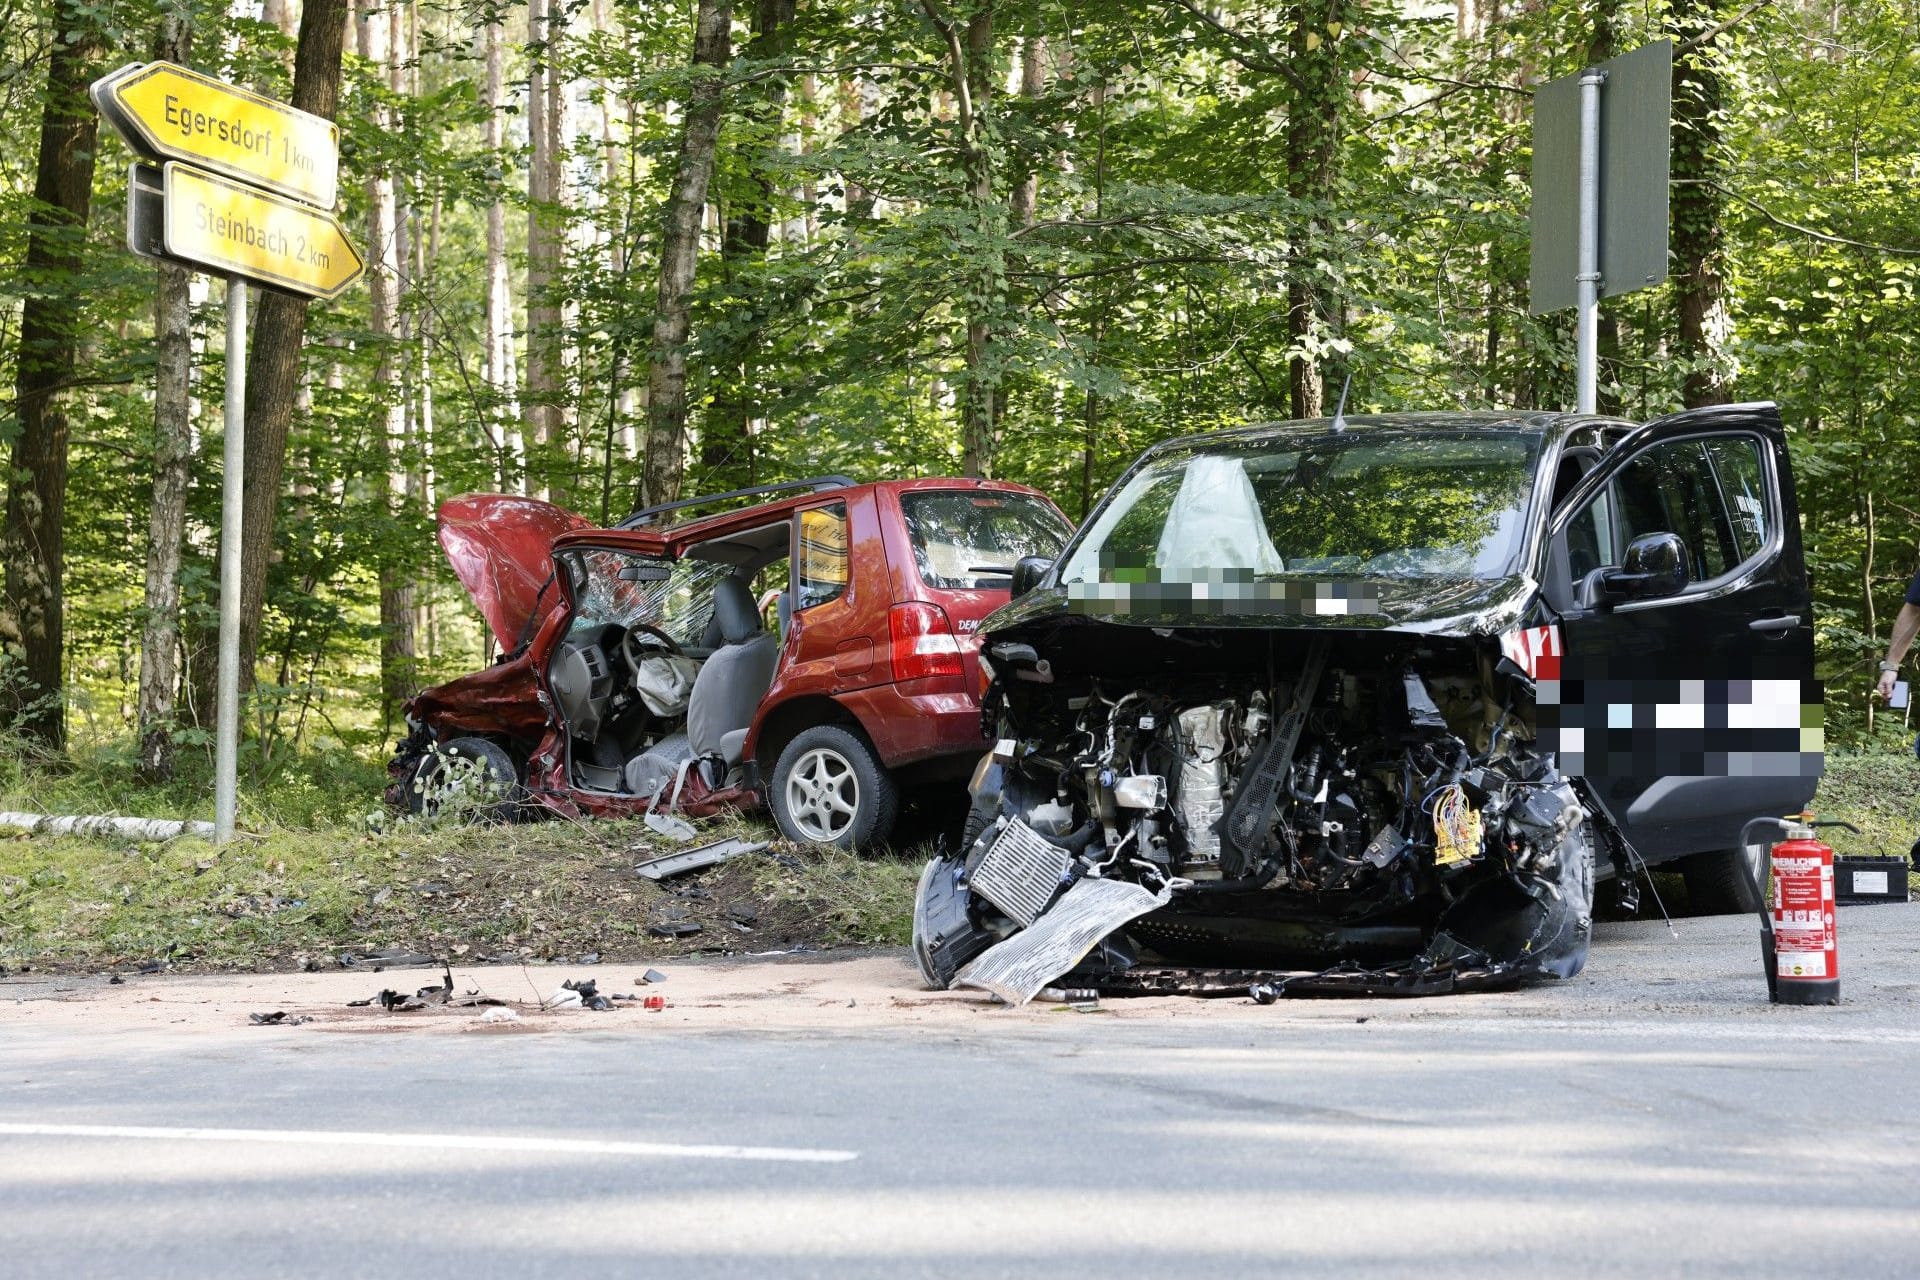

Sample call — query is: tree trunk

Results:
[523,0,565,501]
[0,3,105,748]
[988,31,1045,450]
[593,0,635,520]
[1006,35,1045,231]
[704,0,796,491]
[1285,1,1345,421]
[137,5,197,781]
[237,0,351,698]
[919,1,1001,477]
[1671,0,1731,408]
[1080,79,1107,519]
[361,0,416,730]
[642,0,733,508]
[260,0,297,74]
[480,12,522,491]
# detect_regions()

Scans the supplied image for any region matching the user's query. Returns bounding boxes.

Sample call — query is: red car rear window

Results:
[900,491,1072,590]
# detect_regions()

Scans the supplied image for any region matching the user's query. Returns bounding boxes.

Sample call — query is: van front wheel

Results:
[1681,845,1766,916]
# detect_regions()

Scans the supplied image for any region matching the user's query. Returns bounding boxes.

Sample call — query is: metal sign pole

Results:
[214,275,246,844]
[1574,69,1606,415]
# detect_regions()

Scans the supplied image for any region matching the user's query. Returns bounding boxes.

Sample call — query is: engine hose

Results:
[1739,815,1791,1002]
[1035,818,1101,855]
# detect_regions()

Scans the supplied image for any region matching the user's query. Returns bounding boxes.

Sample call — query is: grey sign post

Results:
[1530,39,1672,414]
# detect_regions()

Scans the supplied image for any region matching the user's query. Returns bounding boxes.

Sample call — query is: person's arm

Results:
[1878,601,1920,699]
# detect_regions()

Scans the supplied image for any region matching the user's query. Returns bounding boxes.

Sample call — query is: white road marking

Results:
[0,1122,857,1164]
[1389,1017,1920,1045]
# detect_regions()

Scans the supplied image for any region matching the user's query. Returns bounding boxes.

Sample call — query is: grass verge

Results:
[1,803,922,975]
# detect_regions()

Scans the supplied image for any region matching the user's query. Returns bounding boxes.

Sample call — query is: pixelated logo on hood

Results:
[1066,572,1383,619]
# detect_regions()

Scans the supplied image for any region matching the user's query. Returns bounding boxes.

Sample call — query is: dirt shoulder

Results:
[0,946,1523,1037]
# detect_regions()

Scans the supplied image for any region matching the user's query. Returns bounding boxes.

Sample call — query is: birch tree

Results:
[137,1,197,781]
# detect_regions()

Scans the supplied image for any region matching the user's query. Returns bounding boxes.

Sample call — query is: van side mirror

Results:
[1010,554,1053,597]
[1593,532,1689,604]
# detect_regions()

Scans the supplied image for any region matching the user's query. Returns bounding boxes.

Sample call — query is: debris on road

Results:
[338,948,437,971]
[247,1011,311,1026]
[643,810,699,843]
[633,837,771,882]
[347,989,428,1011]
[479,1006,521,1024]
[640,968,668,985]
[561,978,614,1011]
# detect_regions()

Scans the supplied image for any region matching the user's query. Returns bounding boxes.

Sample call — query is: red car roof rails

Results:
[616,475,857,530]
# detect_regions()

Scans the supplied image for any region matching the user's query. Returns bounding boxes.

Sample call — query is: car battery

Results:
[1832,854,1911,904]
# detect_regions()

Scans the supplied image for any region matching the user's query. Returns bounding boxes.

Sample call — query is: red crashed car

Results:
[387,475,1074,847]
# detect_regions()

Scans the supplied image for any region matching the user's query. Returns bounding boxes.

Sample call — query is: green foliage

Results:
[0,0,1916,778]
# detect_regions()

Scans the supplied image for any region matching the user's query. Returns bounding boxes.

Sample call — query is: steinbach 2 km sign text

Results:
[159,163,362,300]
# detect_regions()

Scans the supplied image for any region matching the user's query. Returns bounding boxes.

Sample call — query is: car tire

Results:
[959,794,995,858]
[405,736,524,823]
[1681,844,1766,916]
[769,724,899,850]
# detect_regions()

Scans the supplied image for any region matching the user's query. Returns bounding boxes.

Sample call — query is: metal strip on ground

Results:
[957,876,1170,1006]
[0,1122,858,1164]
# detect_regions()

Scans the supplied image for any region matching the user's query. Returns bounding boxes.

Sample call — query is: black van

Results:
[913,404,1820,999]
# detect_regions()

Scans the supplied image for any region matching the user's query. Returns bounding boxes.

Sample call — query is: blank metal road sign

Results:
[160,162,364,299]
[1529,39,1672,315]
[92,60,340,209]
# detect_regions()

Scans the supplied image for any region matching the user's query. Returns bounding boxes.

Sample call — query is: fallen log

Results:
[0,812,218,840]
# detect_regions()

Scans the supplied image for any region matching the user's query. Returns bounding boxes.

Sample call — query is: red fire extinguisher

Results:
[1742,813,1855,1005]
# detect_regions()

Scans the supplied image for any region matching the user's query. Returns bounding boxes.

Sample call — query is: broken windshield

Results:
[1059,430,1540,585]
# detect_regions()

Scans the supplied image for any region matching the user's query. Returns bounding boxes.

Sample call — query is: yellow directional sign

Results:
[92,61,339,209]
[161,163,364,299]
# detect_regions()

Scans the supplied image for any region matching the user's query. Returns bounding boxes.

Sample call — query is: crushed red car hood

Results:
[438,494,591,651]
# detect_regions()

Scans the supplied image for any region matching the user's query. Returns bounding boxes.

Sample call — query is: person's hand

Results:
[1877,666,1897,701]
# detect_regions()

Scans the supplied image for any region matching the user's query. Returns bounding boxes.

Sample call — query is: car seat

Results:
[624,576,779,798]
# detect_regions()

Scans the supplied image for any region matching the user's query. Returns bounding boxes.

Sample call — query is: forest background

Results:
[3,0,1918,823]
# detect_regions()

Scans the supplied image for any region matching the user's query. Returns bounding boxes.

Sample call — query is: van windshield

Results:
[1059,431,1540,585]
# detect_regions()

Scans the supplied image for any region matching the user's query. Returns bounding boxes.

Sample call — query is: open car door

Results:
[1540,402,1821,863]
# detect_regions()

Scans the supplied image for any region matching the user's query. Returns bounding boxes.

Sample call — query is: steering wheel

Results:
[621,622,683,673]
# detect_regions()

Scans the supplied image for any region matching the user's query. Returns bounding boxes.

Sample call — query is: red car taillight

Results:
[888,601,964,688]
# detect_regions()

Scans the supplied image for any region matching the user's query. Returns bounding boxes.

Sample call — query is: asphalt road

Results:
[4,904,1919,1278]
